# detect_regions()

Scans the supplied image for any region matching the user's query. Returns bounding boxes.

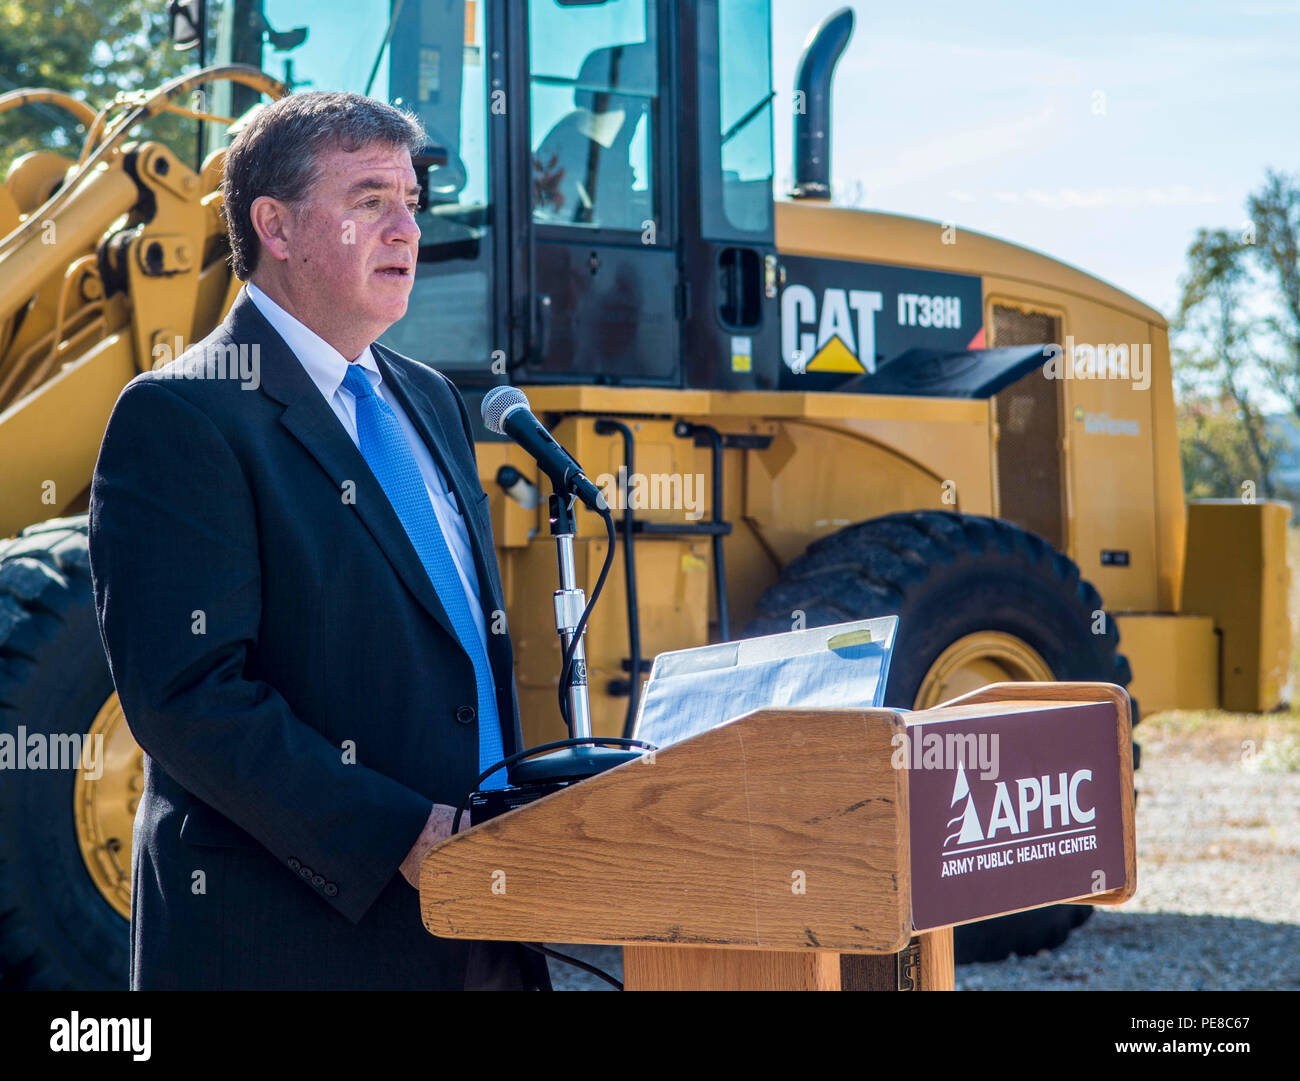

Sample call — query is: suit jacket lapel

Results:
[236,291,461,647]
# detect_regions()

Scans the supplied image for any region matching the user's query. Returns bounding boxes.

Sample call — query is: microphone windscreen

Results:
[481,385,529,435]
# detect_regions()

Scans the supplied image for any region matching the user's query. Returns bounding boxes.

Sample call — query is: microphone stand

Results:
[509,489,645,785]
[552,490,593,740]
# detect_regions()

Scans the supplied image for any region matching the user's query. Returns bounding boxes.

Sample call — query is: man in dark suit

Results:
[88,91,547,989]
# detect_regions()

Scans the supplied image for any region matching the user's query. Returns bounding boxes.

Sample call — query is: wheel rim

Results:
[73,693,142,920]
[913,631,1055,710]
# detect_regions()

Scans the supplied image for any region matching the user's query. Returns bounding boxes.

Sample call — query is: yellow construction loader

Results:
[0,1,1288,989]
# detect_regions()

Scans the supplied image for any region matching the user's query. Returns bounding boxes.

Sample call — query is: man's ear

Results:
[249,195,295,263]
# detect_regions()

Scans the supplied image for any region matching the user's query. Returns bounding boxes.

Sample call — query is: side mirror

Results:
[169,0,205,52]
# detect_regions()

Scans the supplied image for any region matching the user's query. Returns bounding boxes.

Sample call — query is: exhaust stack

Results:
[791,6,855,201]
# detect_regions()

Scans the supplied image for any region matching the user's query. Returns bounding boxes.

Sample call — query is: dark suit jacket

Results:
[89,288,547,990]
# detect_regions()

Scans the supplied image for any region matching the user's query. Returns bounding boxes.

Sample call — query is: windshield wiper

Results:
[364,0,406,97]
[721,90,775,146]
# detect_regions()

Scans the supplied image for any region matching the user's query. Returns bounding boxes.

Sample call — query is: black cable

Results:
[593,418,643,738]
[557,507,617,733]
[521,942,623,991]
[451,735,656,836]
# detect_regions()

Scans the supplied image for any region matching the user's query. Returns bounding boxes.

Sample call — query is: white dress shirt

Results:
[246,282,488,650]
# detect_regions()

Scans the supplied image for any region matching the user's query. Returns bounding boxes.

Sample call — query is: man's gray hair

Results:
[220,91,427,280]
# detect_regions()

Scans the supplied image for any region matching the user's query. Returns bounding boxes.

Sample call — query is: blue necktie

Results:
[341,363,506,789]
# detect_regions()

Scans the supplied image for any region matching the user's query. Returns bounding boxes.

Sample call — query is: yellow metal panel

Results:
[1059,327,1159,611]
[0,161,137,330]
[580,417,712,525]
[0,331,136,538]
[718,389,987,425]
[522,383,988,426]
[122,144,205,375]
[1146,327,1186,612]
[3,152,77,215]
[1113,613,1218,714]
[832,415,993,515]
[1181,500,1292,712]
[744,421,949,568]
[523,385,711,417]
[507,540,566,690]
[190,252,237,345]
[539,414,722,537]
[722,436,776,628]
[980,283,1161,610]
[474,440,538,548]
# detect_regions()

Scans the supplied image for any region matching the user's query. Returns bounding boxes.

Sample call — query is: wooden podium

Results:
[420,682,1136,990]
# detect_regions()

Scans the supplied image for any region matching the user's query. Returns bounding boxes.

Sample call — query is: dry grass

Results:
[1138,709,1299,768]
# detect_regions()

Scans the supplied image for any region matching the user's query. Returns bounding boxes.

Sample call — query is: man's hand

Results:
[399,803,460,889]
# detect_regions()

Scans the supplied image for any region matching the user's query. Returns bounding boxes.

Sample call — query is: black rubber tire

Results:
[745,510,1137,964]
[0,514,128,989]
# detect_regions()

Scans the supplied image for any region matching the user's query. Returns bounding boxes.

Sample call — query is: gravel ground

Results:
[548,713,1300,991]
[959,714,1300,989]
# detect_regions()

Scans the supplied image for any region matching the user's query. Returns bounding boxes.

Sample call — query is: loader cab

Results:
[205,0,780,390]
[517,0,779,390]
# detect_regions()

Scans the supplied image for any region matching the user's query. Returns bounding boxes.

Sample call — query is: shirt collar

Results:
[245,281,381,401]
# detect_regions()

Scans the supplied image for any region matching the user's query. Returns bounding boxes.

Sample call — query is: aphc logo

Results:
[909,703,1127,924]
[939,763,1099,878]
[943,763,1096,848]
[944,764,985,847]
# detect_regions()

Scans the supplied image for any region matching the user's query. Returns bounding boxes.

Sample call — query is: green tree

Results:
[1,1,192,177]
[1248,169,1300,417]
[1172,227,1281,498]
[1177,392,1280,501]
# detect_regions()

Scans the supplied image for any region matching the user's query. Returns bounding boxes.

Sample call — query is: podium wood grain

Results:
[623,946,843,991]
[421,708,913,953]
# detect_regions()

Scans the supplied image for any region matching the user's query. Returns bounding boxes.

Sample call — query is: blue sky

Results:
[770,0,1298,318]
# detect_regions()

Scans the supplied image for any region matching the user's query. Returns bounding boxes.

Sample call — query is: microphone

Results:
[481,387,607,512]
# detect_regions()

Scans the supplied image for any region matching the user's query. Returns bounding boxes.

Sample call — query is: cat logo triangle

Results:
[805,334,866,373]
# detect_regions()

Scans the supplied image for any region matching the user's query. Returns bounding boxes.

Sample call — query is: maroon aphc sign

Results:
[907,701,1128,931]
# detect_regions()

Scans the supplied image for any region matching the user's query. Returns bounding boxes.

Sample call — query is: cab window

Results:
[528,0,658,233]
